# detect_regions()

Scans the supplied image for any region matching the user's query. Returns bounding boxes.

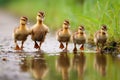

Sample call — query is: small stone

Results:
[2,58,7,61]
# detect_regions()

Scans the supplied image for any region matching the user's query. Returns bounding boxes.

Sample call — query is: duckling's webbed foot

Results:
[34,41,40,49]
[14,45,21,50]
[59,42,64,49]
[80,44,84,50]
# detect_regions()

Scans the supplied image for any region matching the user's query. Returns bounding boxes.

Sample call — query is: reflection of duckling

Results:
[56,52,70,80]
[94,25,108,51]
[19,57,29,72]
[72,26,86,52]
[14,16,29,50]
[73,52,86,79]
[31,53,48,80]
[94,53,107,76]
[31,11,49,51]
[56,20,71,52]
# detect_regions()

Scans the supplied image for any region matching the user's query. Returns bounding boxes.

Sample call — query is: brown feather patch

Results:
[21,16,28,21]
[38,11,45,17]
[64,20,70,25]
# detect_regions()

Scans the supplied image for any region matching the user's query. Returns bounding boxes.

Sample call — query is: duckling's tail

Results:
[59,42,64,49]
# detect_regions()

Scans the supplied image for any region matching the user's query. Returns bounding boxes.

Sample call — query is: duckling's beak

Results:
[37,15,44,21]
[65,27,68,29]
[20,19,27,25]
[65,25,70,29]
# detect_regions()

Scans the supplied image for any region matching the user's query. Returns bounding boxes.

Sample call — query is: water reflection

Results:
[94,53,107,76]
[20,56,29,72]
[19,53,48,80]
[56,52,70,80]
[2,51,120,80]
[72,52,86,80]
[30,53,48,80]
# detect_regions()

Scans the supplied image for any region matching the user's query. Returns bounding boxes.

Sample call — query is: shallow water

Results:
[0,52,120,80]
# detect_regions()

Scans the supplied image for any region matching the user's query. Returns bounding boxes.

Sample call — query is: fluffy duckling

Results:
[94,25,108,51]
[14,16,29,50]
[72,26,86,52]
[56,20,71,52]
[31,11,49,51]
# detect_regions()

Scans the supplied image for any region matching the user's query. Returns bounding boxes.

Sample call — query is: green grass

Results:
[2,0,120,41]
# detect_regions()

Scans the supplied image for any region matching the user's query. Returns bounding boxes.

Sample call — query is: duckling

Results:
[14,16,29,50]
[94,25,108,51]
[30,11,49,51]
[56,20,71,52]
[72,26,86,52]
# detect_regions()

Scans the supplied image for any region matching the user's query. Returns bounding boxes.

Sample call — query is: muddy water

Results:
[0,10,120,80]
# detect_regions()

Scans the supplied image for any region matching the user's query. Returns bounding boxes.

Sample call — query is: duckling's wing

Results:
[94,30,100,38]
[14,26,19,33]
[94,30,101,43]
[57,28,63,36]
[72,32,78,39]
[45,27,49,34]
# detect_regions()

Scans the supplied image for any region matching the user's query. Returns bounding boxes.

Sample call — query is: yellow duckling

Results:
[94,25,108,51]
[30,11,49,51]
[14,16,29,50]
[72,26,86,52]
[56,20,71,52]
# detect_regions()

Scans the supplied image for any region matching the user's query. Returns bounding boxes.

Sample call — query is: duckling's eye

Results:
[38,15,41,17]
[79,28,82,30]
[64,23,67,25]
[102,28,104,30]
[21,19,25,21]
[23,19,26,21]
